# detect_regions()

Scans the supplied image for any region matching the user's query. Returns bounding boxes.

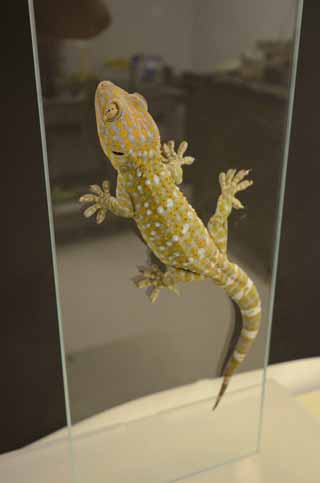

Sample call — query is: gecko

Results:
[80,81,261,410]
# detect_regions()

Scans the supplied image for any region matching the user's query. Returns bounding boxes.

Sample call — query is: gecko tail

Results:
[212,269,262,411]
[212,378,229,411]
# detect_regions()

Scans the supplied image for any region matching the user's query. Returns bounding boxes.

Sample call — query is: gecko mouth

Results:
[112,151,124,156]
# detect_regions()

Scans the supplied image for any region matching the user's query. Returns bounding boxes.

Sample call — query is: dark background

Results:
[2,1,320,453]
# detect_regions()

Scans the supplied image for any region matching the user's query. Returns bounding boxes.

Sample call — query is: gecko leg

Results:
[132,265,206,303]
[207,169,253,253]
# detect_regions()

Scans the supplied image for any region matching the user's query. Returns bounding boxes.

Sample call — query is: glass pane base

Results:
[70,375,262,483]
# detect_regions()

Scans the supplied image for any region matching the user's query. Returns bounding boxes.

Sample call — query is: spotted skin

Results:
[80,81,262,410]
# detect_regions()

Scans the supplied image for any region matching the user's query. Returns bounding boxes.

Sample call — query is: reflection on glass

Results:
[31,0,301,481]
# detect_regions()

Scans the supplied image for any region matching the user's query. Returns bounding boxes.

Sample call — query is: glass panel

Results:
[30,0,303,481]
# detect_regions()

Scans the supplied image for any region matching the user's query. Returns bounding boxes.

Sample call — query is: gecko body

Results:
[80,81,261,409]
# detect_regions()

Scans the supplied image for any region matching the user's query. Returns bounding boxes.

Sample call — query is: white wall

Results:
[62,0,195,76]
[61,0,298,77]
[191,0,298,72]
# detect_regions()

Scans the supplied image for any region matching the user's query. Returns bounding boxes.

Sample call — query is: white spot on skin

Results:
[172,235,179,242]
[234,351,246,362]
[182,224,190,234]
[154,175,160,185]
[144,202,149,207]
[241,328,259,339]
[159,246,165,251]
[145,179,151,185]
[137,185,143,192]
[147,210,152,215]
[166,241,172,246]
[157,206,164,214]
[188,211,193,219]
[189,257,194,263]
[151,231,156,236]
[167,199,174,208]
[137,169,142,177]
[155,222,161,227]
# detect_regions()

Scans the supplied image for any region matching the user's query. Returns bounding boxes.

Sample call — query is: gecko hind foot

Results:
[132,264,180,303]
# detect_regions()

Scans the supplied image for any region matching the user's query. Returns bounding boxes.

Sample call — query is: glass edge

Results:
[27,0,76,480]
[256,0,305,452]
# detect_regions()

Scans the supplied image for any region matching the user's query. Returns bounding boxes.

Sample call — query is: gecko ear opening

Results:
[130,93,148,112]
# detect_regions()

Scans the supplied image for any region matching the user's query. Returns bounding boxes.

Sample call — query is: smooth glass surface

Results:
[30,0,302,481]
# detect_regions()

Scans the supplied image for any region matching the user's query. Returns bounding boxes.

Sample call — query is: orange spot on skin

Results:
[132,128,139,138]
[119,128,127,139]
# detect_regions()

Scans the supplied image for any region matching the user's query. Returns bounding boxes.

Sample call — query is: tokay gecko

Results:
[80,81,262,410]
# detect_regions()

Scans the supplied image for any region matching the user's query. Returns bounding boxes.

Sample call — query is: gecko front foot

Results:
[132,264,180,303]
[79,180,111,224]
[219,169,253,209]
[161,140,194,184]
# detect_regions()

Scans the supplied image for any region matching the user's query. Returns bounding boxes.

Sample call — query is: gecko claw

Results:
[168,285,180,296]
[147,286,160,303]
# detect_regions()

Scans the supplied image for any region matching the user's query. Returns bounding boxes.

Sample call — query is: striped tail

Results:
[212,262,261,410]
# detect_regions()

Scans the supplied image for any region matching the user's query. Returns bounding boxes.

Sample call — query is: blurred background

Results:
[5,0,320,457]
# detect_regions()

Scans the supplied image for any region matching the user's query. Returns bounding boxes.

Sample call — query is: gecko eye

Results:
[104,100,122,122]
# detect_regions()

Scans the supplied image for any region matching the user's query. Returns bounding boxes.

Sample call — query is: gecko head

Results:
[95,81,161,169]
